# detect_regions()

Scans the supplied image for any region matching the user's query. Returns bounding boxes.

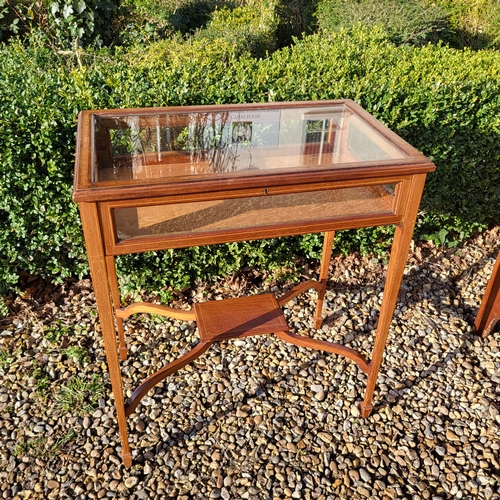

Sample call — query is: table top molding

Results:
[73,99,434,202]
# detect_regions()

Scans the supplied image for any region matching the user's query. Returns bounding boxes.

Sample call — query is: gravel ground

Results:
[1,228,499,500]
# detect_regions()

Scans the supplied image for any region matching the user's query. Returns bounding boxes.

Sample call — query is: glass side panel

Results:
[114,184,396,241]
[93,104,408,183]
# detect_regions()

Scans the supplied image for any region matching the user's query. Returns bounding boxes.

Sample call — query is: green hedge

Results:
[193,3,279,58]
[316,0,456,47]
[1,27,500,302]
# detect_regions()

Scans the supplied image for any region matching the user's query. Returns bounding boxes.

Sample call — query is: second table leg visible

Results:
[314,231,335,329]
[360,174,427,418]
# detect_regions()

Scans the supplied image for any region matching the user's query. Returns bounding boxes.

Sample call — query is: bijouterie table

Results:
[73,99,435,466]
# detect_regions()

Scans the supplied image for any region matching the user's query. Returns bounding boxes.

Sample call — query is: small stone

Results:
[477,475,489,486]
[210,488,221,499]
[483,487,494,499]
[384,487,397,499]
[357,485,371,497]
[317,432,332,443]
[236,407,249,418]
[124,476,139,488]
[359,469,371,482]
[349,470,360,482]
[438,406,449,416]
[83,417,91,429]
[435,446,446,456]
[47,480,59,489]
[314,391,326,402]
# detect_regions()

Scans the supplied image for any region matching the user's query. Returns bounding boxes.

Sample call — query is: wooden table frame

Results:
[73,100,435,466]
[475,251,500,337]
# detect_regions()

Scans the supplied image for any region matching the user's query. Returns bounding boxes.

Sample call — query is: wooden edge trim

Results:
[84,100,348,118]
[125,341,211,417]
[116,302,196,321]
[274,330,371,374]
[99,175,406,209]
[73,163,434,202]
[107,212,402,256]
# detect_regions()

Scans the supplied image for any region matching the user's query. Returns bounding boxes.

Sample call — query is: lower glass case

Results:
[114,184,396,241]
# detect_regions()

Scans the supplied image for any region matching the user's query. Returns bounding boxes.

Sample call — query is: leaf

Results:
[62,4,73,19]
[75,0,86,14]
[438,229,449,246]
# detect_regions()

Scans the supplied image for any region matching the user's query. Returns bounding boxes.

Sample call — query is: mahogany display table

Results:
[475,251,500,336]
[73,100,435,466]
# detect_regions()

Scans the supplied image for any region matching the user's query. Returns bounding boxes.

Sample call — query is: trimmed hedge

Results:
[1,27,500,301]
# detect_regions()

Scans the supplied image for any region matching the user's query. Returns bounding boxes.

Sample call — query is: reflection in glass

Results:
[93,104,408,183]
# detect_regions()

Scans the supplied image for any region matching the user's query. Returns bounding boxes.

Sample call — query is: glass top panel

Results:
[92,104,408,183]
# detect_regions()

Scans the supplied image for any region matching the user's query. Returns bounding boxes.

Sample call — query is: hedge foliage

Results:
[1,26,500,300]
[193,3,279,58]
[316,0,455,47]
[427,0,500,50]
[316,0,500,50]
